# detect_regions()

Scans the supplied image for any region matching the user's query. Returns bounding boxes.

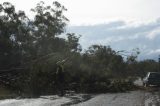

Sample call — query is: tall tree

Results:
[30,1,69,56]
[0,2,31,69]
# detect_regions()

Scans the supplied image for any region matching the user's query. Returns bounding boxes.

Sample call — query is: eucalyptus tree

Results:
[0,2,32,69]
[30,1,69,57]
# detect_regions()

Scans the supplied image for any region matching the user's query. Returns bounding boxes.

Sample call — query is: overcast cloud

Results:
[67,19,160,60]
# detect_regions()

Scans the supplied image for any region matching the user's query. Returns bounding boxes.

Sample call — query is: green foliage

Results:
[66,33,82,52]
[0,2,29,69]
[30,1,69,56]
[108,79,135,92]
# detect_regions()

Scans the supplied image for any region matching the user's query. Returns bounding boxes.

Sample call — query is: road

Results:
[0,89,160,106]
[73,90,160,106]
[73,79,160,106]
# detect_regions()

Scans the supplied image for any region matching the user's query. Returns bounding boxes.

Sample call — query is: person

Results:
[56,59,67,96]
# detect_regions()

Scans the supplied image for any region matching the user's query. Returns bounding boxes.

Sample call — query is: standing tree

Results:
[0,2,32,69]
[30,1,69,57]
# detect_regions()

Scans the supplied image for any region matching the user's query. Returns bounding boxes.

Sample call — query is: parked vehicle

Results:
[143,72,160,87]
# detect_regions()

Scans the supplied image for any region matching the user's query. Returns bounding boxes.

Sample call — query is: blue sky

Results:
[0,0,160,60]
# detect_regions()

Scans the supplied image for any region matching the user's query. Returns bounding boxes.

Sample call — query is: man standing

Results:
[56,59,67,96]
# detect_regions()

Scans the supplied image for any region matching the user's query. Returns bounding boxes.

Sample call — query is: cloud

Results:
[66,19,160,60]
[146,27,160,40]
[147,49,160,55]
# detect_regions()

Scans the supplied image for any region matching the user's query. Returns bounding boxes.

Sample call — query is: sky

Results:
[67,20,160,60]
[0,0,160,60]
[1,0,160,25]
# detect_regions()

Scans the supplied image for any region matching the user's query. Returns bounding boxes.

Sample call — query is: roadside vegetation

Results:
[0,1,159,98]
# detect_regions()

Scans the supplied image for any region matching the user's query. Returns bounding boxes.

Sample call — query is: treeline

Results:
[0,1,159,96]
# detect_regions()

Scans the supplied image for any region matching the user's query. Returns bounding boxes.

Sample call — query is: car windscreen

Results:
[149,73,160,78]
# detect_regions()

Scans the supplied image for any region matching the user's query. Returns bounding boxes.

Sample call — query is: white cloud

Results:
[67,19,160,59]
[147,49,160,55]
[1,0,160,25]
[146,27,160,40]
